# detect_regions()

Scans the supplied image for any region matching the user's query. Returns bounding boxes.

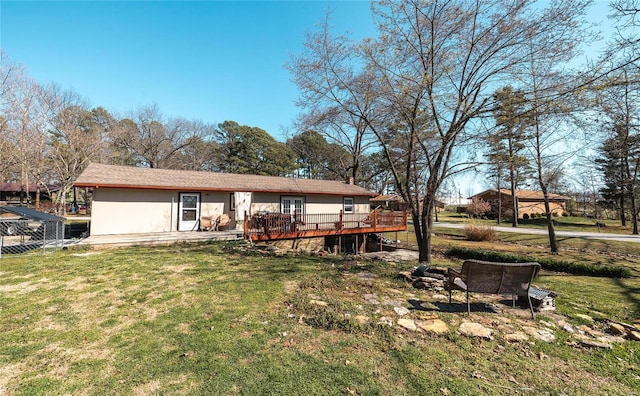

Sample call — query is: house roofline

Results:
[471,188,569,201]
[74,182,377,197]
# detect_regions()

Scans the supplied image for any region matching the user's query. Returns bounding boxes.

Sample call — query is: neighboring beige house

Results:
[74,163,377,236]
[471,189,569,219]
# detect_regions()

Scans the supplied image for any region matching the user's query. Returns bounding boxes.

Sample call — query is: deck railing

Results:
[244,210,407,241]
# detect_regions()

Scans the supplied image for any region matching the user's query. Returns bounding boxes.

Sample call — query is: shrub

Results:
[463,223,496,242]
[523,213,530,220]
[445,247,631,278]
[467,197,491,218]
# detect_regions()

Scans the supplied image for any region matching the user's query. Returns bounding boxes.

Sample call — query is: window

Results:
[343,197,354,213]
[281,196,304,215]
[230,193,236,211]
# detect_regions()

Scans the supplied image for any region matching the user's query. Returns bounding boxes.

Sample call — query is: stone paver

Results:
[458,322,493,339]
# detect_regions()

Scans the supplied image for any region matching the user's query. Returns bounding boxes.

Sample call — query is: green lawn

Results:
[438,212,635,235]
[1,240,639,395]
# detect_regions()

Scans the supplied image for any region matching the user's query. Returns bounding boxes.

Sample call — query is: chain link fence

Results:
[0,218,65,258]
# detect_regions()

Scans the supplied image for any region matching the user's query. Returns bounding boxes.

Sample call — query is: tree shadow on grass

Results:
[407,298,499,315]
[408,297,533,316]
[613,277,640,319]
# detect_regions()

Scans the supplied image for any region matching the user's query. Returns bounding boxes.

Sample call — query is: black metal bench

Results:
[446,259,541,319]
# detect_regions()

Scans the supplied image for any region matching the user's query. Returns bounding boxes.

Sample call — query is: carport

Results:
[0,206,65,257]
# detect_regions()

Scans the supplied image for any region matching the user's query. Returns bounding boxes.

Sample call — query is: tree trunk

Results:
[543,193,559,254]
[508,140,518,227]
[414,198,435,264]
[620,186,627,227]
[510,183,518,227]
[412,212,427,263]
[496,172,502,225]
[417,213,432,264]
[630,191,639,235]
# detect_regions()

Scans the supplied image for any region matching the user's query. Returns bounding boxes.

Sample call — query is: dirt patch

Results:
[133,374,195,396]
[65,277,90,291]
[35,315,68,331]
[72,252,104,257]
[161,264,194,273]
[134,380,162,395]
[0,279,50,295]
[0,362,27,389]
[283,280,299,294]
[364,249,419,263]
[177,322,191,334]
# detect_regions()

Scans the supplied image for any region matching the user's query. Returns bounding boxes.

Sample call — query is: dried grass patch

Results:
[0,362,27,388]
[133,374,196,396]
[0,279,50,295]
[463,223,497,241]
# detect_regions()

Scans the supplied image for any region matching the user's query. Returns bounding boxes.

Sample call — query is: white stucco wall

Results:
[90,188,230,235]
[250,193,369,214]
[90,188,373,235]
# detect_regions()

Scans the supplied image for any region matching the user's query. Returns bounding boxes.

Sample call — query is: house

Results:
[0,182,57,205]
[370,194,445,213]
[471,189,569,219]
[74,163,406,241]
[370,194,408,211]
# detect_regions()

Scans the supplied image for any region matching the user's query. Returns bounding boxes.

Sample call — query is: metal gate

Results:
[0,207,65,258]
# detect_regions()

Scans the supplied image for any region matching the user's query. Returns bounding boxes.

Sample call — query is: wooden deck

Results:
[244,211,407,242]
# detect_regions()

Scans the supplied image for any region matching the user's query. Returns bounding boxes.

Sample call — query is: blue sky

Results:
[1,0,375,140]
[1,0,613,145]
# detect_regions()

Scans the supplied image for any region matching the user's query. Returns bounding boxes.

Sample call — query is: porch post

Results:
[243,211,249,240]
[373,210,377,231]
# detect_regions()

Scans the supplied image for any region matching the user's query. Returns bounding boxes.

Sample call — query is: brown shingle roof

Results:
[74,163,377,197]
[472,189,569,201]
[370,194,405,202]
[0,182,59,192]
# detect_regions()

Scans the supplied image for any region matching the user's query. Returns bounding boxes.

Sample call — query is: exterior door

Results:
[234,192,252,230]
[178,193,200,231]
[281,196,304,221]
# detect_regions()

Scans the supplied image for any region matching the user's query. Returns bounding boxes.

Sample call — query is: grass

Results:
[392,222,640,261]
[438,211,636,235]
[445,246,632,278]
[1,239,639,394]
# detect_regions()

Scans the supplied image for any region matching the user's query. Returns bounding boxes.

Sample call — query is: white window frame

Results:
[343,197,354,213]
[281,196,305,216]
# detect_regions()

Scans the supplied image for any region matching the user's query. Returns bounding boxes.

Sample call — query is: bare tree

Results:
[609,0,640,67]
[0,53,22,180]
[595,68,640,234]
[41,84,115,214]
[290,0,592,263]
[521,32,590,254]
[288,15,380,184]
[113,104,214,169]
[1,69,50,206]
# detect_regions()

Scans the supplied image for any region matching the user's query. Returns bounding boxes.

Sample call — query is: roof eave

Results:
[73,183,376,197]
